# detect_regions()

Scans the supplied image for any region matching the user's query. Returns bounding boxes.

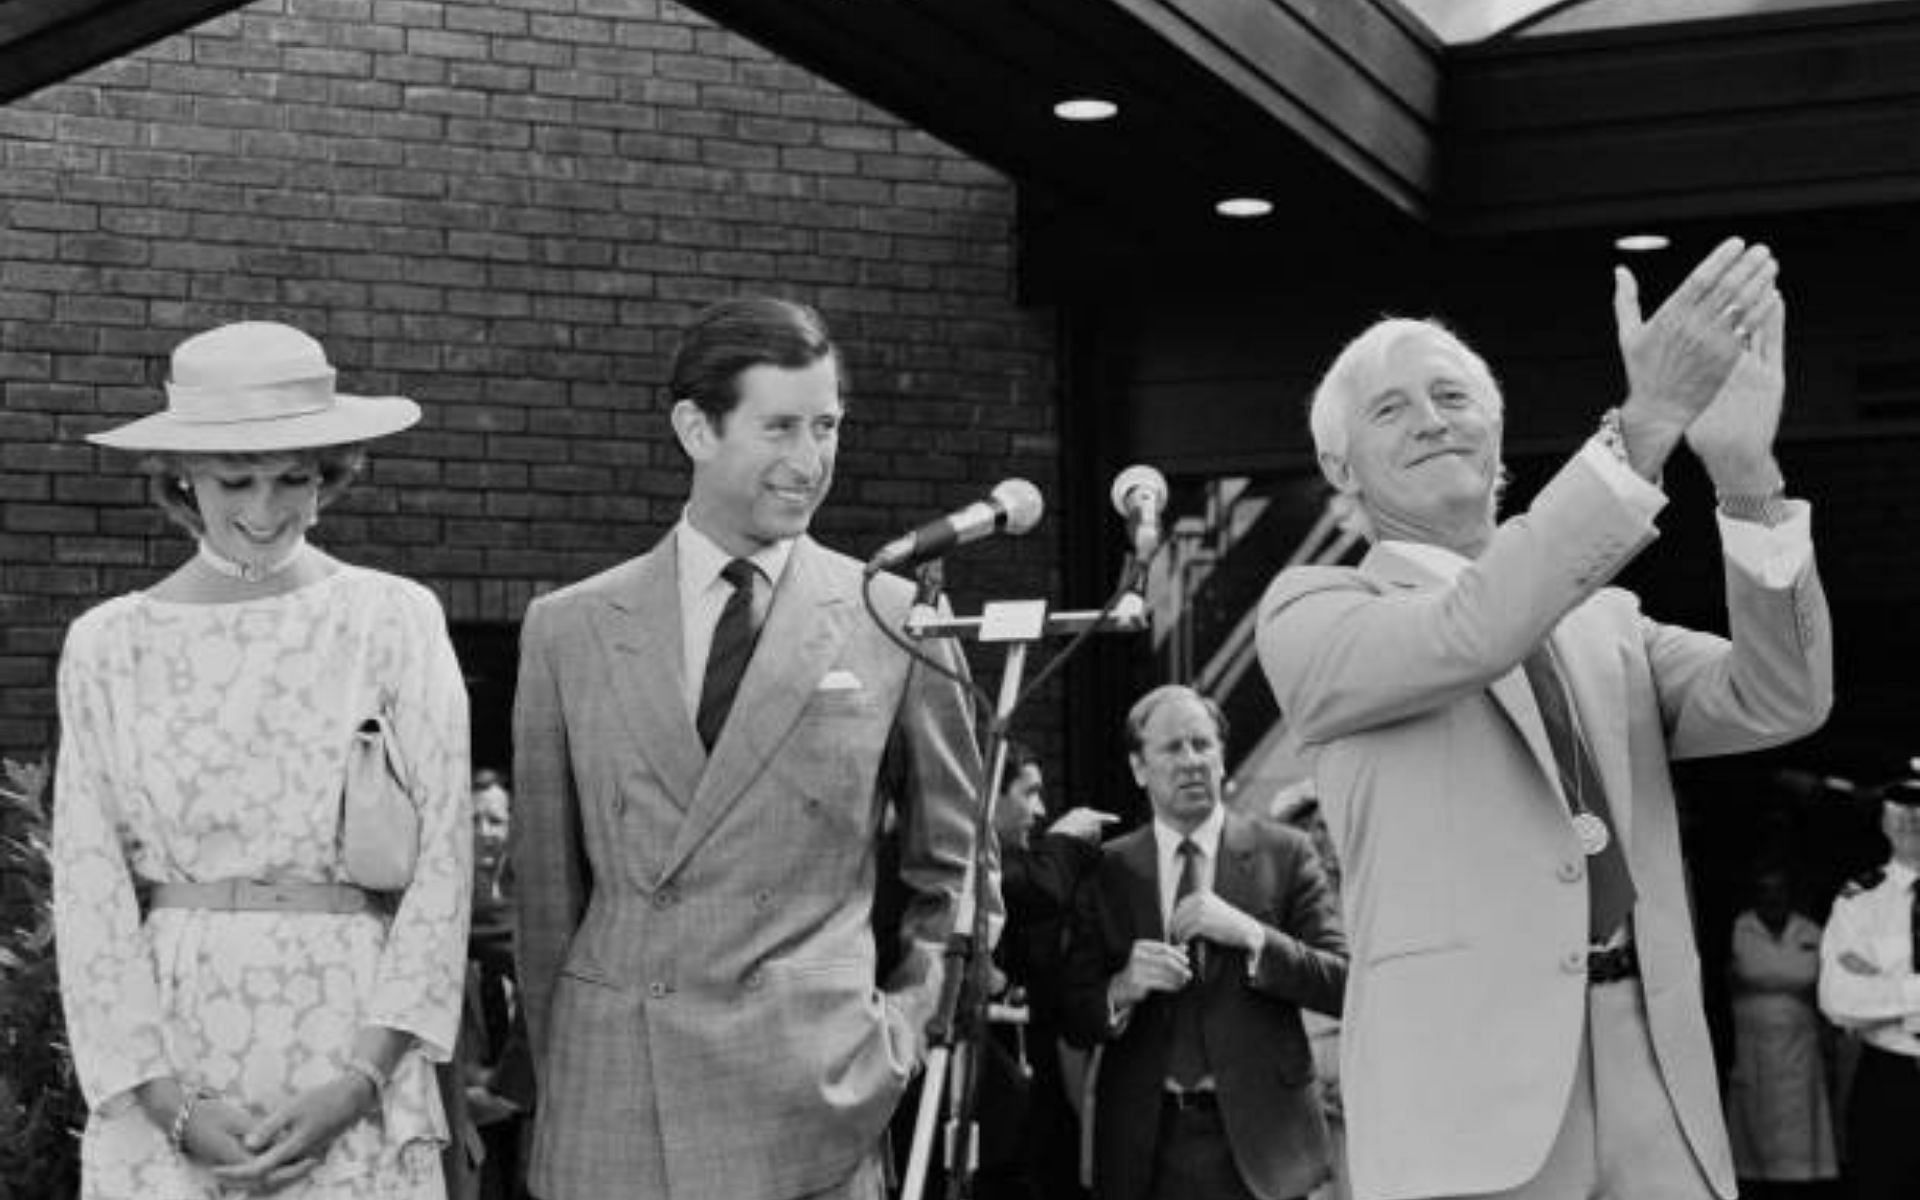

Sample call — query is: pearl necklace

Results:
[196,537,311,584]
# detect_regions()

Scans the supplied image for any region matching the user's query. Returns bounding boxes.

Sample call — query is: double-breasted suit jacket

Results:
[1256,456,1833,1200]
[1061,812,1348,1200]
[513,532,982,1200]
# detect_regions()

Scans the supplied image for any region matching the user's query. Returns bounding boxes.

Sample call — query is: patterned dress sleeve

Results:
[361,579,472,1062]
[51,604,173,1110]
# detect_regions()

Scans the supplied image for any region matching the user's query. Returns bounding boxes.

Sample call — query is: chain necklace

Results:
[1539,643,1613,857]
[196,537,311,584]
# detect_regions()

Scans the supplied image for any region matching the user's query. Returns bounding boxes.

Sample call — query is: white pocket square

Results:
[818,669,863,692]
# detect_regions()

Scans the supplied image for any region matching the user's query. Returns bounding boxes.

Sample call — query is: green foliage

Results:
[0,757,82,1200]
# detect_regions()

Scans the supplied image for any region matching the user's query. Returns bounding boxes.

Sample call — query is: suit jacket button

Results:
[653,888,678,909]
[1558,860,1584,883]
[745,970,764,991]
[753,889,773,909]
[1562,950,1587,975]
[648,981,668,998]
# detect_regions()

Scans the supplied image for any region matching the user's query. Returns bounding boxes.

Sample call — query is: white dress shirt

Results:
[1153,805,1226,933]
[674,517,792,720]
[1818,858,1920,1056]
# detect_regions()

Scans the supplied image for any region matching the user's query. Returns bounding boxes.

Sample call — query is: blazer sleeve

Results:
[1247,833,1347,1018]
[1645,549,1833,759]
[875,609,988,1048]
[1003,832,1099,922]
[1059,859,1128,1050]
[1258,454,1657,746]
[511,593,590,1068]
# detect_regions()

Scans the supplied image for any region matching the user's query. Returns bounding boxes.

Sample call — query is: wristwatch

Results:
[1716,487,1793,527]
[1596,407,1631,466]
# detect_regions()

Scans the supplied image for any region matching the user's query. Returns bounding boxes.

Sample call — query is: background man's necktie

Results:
[1522,644,1637,942]
[1167,837,1210,1087]
[696,558,760,751]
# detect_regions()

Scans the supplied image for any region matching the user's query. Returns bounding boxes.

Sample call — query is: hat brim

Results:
[87,394,421,453]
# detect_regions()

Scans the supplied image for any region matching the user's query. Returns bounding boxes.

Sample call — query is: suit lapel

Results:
[1115,829,1163,943]
[587,539,702,813]
[1214,813,1262,919]
[660,537,854,880]
[1362,544,1570,819]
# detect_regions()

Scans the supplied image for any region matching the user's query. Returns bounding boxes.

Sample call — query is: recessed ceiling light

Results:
[1053,98,1118,122]
[1614,233,1669,252]
[1216,197,1273,218]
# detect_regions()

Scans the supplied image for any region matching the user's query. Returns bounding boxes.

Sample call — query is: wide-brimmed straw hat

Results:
[87,321,420,453]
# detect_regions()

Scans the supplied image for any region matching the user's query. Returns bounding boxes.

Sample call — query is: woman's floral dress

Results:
[52,566,471,1199]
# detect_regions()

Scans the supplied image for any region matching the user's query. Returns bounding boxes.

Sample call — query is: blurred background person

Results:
[1723,860,1837,1199]
[1818,779,1920,1200]
[976,741,1113,1200]
[1062,685,1346,1200]
[52,320,471,1199]
[1275,785,1351,1200]
[455,768,532,1200]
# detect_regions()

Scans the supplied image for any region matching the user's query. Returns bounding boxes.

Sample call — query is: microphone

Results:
[1110,464,1168,561]
[866,478,1044,575]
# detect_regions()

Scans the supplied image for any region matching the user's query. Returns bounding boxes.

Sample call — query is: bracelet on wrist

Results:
[1596,407,1631,467]
[1716,487,1792,527]
[168,1086,213,1155]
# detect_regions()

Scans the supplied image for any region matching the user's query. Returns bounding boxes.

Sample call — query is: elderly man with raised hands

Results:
[1256,238,1833,1200]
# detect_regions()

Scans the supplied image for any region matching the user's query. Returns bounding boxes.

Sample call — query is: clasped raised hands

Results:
[1612,237,1784,479]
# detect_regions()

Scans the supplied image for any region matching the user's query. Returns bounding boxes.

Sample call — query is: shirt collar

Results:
[1889,859,1918,891]
[1153,803,1226,862]
[1380,538,1472,581]
[676,512,794,592]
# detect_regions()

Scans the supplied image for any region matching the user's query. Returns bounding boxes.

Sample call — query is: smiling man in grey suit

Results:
[1257,239,1832,1200]
[513,297,984,1200]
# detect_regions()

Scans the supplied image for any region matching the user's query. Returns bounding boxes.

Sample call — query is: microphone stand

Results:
[899,567,1149,1200]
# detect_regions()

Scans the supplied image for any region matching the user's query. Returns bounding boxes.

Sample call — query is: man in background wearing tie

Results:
[1062,684,1348,1200]
[513,296,984,1200]
[1256,238,1832,1200]
[1818,778,1920,1200]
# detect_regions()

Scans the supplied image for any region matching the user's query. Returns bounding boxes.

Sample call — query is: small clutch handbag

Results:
[339,711,420,892]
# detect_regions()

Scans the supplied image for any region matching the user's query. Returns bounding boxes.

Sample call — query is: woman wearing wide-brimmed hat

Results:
[51,321,471,1199]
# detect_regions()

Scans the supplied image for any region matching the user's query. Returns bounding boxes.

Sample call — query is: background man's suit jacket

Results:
[513,533,983,1200]
[1257,458,1833,1200]
[1061,812,1348,1200]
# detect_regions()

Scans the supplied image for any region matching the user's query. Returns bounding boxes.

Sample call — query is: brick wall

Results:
[0,0,1061,760]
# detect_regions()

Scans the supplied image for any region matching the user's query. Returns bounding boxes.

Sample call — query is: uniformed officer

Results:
[1818,773,1920,1200]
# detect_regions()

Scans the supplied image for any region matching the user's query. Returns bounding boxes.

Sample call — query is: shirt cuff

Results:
[1579,438,1668,520]
[1717,499,1813,588]
[1901,975,1920,1013]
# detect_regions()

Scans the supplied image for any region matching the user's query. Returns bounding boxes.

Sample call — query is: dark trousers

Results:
[1144,1101,1272,1200]
[1845,1044,1920,1200]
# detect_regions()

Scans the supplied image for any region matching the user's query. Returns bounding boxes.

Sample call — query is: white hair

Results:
[1307,317,1504,465]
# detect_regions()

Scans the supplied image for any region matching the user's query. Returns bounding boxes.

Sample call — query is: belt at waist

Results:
[147,880,376,915]
[1588,939,1639,985]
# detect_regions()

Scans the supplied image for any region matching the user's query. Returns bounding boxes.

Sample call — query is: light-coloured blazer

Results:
[1256,458,1832,1200]
[513,532,983,1200]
